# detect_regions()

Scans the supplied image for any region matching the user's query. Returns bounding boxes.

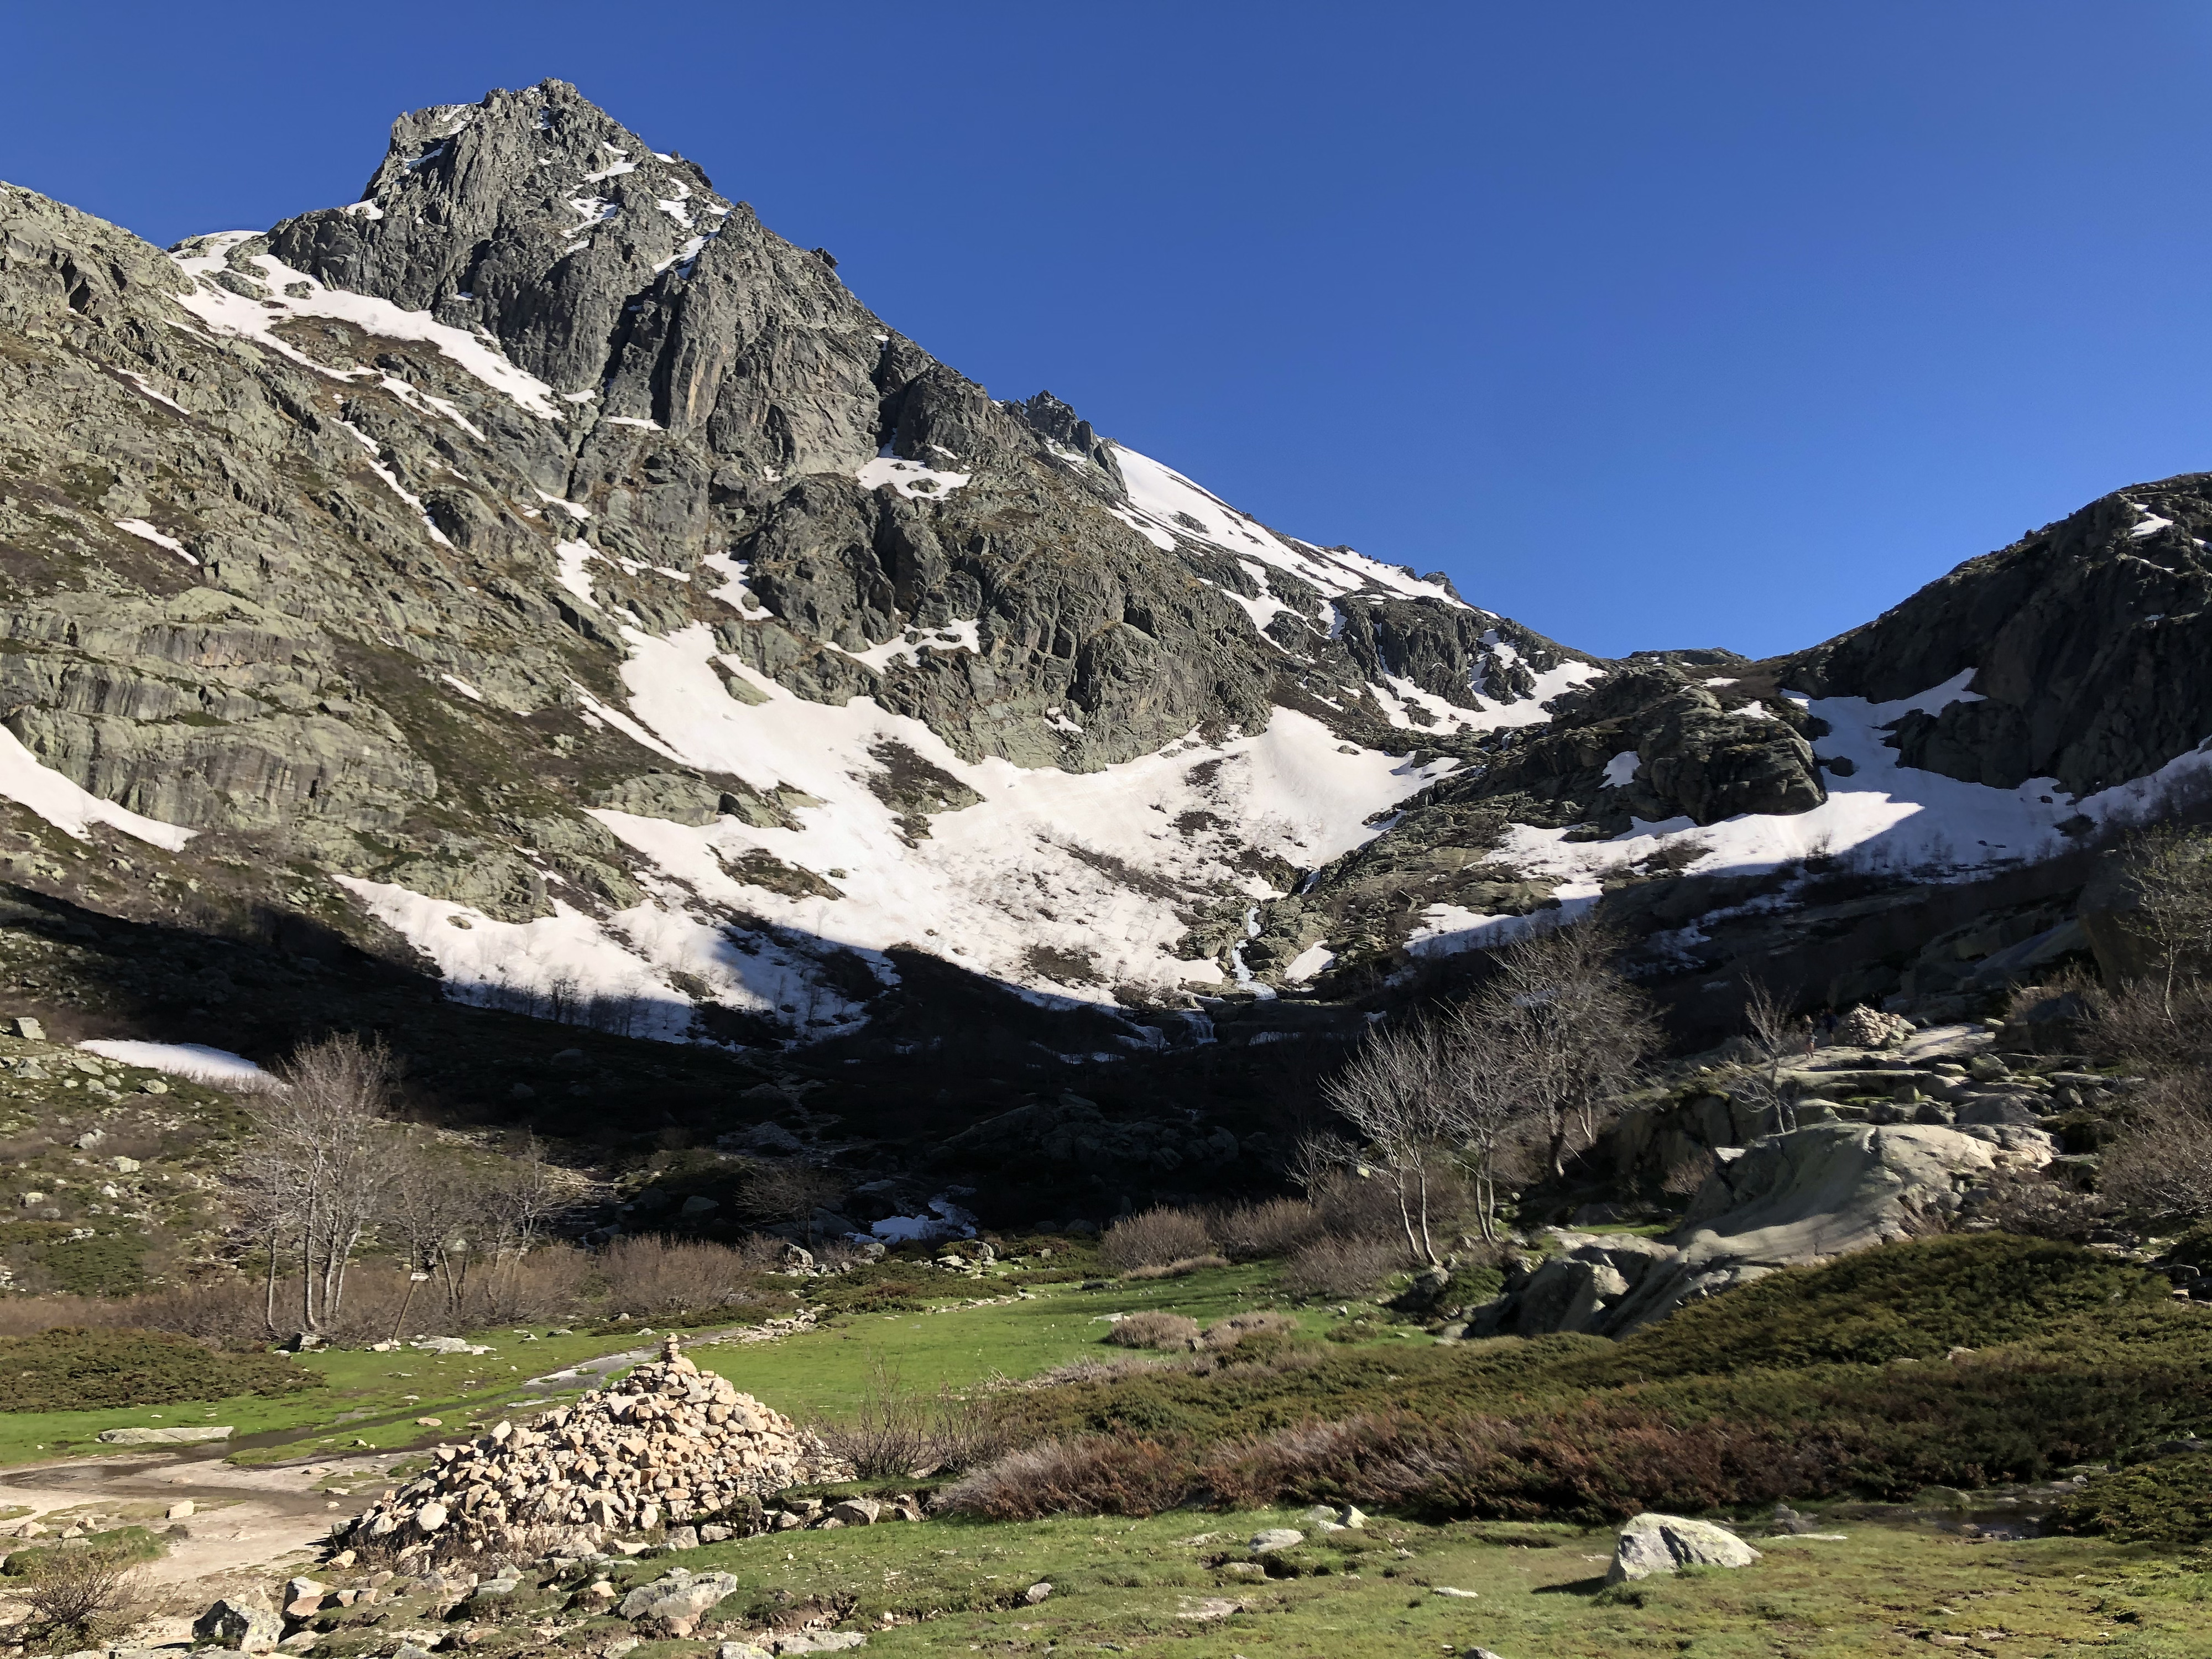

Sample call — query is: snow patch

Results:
[168,234,558,419]
[79,1041,267,1085]
[0,726,195,852]
[857,456,972,500]
[113,519,196,565]
[1602,750,1641,788]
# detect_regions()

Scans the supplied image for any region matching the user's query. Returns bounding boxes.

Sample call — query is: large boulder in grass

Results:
[1605,1513,1762,1583]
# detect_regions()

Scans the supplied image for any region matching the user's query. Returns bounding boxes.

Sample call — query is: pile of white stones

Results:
[340,1338,837,1559]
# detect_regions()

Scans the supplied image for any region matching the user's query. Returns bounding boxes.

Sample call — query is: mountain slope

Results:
[0,81,1589,1047]
[0,78,2206,1066]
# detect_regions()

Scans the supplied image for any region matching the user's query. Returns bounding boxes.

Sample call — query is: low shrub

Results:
[1211,1199,1326,1261]
[938,1434,1194,1519]
[1105,1312,1202,1350]
[0,1328,322,1412]
[8,1541,148,1650]
[1100,1208,1214,1273]
[2047,1453,2212,1544]
[1279,1236,1405,1298]
[1583,1234,2167,1380]
[1123,1255,1229,1281]
[1202,1311,1298,1348]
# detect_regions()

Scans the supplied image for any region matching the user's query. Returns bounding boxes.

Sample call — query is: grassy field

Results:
[288,1504,2212,1659]
[648,1509,2212,1659]
[0,1261,1340,1467]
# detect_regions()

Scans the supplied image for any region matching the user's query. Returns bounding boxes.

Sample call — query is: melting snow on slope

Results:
[169,234,559,418]
[113,519,196,565]
[79,1041,268,1085]
[331,879,867,1040]
[1408,667,2212,958]
[568,625,1451,1010]
[0,726,194,852]
[857,456,972,499]
[338,621,1452,1038]
[1110,444,1467,607]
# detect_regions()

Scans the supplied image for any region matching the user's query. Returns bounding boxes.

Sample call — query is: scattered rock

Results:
[1023,1582,1053,1604]
[1249,1528,1303,1552]
[98,1424,232,1445]
[1606,1513,1763,1583]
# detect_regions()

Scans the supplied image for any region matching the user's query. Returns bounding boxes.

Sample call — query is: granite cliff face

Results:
[0,79,2206,1063]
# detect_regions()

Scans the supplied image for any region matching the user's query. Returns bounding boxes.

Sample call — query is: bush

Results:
[1123,1255,1229,1281]
[1585,1234,2167,1380]
[599,1235,774,1320]
[10,1542,147,1649]
[1211,1199,1326,1261]
[938,1436,1194,1520]
[1104,1312,1202,1350]
[1279,1236,1405,1298]
[1202,1311,1298,1348]
[2047,1454,2212,1543]
[1099,1208,1214,1273]
[0,1328,322,1412]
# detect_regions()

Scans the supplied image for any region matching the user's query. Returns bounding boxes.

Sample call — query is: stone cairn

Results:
[340,1338,838,1559]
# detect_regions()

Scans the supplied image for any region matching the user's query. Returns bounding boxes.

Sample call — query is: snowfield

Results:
[1408,667,2212,959]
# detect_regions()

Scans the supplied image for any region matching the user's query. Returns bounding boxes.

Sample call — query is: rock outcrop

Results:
[338,1339,835,1558]
[1475,1119,2054,1338]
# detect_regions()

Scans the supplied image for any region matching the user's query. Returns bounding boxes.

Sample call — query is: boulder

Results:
[827,1498,881,1526]
[1249,1528,1303,1552]
[618,1568,743,1635]
[1478,1121,2054,1338]
[1606,1513,1762,1583]
[194,1594,282,1652]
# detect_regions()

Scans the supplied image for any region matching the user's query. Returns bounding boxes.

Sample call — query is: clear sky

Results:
[4,2,2206,659]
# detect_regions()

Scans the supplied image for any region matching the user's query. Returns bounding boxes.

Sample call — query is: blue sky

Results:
[5,2,2207,659]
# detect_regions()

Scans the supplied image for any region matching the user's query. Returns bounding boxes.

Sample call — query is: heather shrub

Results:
[2047,1453,2212,1543]
[1211,1198,1326,1261]
[938,1435,1194,1519]
[1105,1311,1202,1350]
[1123,1254,1229,1280]
[1202,1310,1298,1348]
[1100,1208,1214,1272]
[0,1328,322,1412]
[1585,1234,2168,1380]
[1279,1235,1406,1298]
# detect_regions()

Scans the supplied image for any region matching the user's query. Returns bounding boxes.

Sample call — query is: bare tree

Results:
[1434,1002,1538,1244]
[1468,926,1660,1180]
[734,1160,848,1246]
[1735,978,1803,1134]
[2118,827,2212,1021]
[229,1034,394,1336]
[1320,1017,1458,1265]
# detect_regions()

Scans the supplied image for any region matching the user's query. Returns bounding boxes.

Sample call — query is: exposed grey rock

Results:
[1605,1513,1761,1583]
[1479,1121,2053,1338]
[619,1568,742,1635]
[193,1595,281,1652]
